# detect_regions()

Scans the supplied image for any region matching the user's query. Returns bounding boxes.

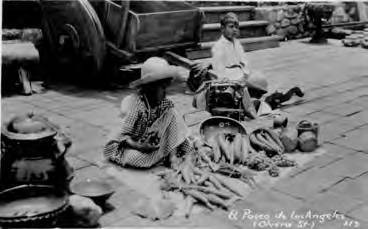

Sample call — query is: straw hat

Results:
[246,71,268,93]
[129,57,177,89]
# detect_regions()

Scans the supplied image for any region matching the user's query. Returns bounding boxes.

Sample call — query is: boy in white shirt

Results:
[188,12,250,91]
[211,12,251,82]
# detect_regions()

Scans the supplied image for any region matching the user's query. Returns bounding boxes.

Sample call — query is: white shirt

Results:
[211,35,251,81]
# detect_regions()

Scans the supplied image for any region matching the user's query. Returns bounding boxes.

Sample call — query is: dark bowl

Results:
[70,179,115,204]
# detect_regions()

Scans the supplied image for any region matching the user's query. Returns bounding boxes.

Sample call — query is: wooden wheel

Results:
[40,0,106,79]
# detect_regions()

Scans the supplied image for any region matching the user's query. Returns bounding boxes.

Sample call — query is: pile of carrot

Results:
[158,153,252,218]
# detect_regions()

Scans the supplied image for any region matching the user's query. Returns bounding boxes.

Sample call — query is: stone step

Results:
[186,35,282,60]
[201,20,269,42]
[200,5,255,24]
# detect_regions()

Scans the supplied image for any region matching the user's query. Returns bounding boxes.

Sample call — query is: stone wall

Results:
[255,5,309,40]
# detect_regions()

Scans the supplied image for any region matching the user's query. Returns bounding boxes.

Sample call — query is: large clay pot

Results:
[1,113,73,189]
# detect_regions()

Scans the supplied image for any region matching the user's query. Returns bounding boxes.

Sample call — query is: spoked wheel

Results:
[40,0,106,81]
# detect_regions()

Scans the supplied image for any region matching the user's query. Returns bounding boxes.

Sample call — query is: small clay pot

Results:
[298,131,318,152]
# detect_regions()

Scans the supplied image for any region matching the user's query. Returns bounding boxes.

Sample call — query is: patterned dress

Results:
[103,94,193,168]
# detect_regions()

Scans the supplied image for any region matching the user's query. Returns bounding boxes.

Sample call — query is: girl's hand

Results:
[118,136,159,152]
[137,142,159,153]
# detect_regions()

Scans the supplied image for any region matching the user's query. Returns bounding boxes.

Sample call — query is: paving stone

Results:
[70,164,122,188]
[283,103,322,117]
[234,189,305,216]
[332,126,368,152]
[68,107,121,128]
[157,215,200,227]
[26,94,69,110]
[319,120,355,143]
[65,155,92,170]
[334,115,368,131]
[273,168,339,200]
[347,95,368,108]
[99,185,145,226]
[332,89,368,106]
[69,141,105,164]
[304,111,340,125]
[307,87,340,102]
[1,102,46,122]
[164,211,239,229]
[348,204,368,224]
[330,173,368,202]
[63,122,107,143]
[308,191,363,215]
[1,96,28,107]
[273,151,368,199]
[322,102,365,117]
[345,110,368,125]
[319,143,356,158]
[321,152,368,179]
[288,143,354,178]
[305,96,338,108]
[36,111,77,130]
[52,100,116,115]
[330,80,367,94]
[109,215,165,227]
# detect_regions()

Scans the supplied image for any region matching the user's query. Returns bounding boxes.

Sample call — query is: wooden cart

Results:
[40,0,203,80]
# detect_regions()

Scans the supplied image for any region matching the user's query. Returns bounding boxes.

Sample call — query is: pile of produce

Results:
[157,125,300,217]
[195,128,297,178]
[158,153,253,218]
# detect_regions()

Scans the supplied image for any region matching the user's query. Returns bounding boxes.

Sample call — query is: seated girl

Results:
[103,57,194,169]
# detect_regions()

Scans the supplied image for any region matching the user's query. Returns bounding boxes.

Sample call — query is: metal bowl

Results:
[70,179,115,204]
[199,116,247,142]
[0,185,69,227]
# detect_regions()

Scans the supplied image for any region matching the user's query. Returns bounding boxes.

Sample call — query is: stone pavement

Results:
[1,38,368,228]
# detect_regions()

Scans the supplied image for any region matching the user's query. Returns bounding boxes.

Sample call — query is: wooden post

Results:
[357,2,368,21]
[18,67,32,95]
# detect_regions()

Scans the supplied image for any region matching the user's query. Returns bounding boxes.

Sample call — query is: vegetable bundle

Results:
[199,132,250,165]
[158,154,251,218]
[249,128,285,157]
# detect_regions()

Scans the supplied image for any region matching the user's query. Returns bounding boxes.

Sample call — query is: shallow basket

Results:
[199,116,247,142]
